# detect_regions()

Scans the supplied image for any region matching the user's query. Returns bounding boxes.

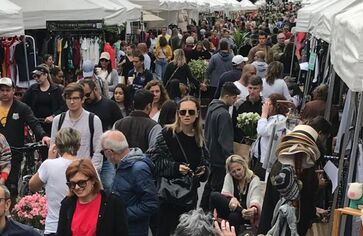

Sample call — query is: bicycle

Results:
[11,142,48,197]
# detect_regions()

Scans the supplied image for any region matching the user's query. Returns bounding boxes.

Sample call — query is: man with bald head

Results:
[0,185,41,235]
[233,64,257,102]
[100,130,158,236]
[271,33,286,61]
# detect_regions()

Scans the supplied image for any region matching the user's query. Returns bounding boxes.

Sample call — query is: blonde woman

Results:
[163,49,199,95]
[210,154,263,234]
[145,80,170,122]
[146,96,209,236]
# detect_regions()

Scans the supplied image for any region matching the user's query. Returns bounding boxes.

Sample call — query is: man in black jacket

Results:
[200,82,240,211]
[0,77,50,201]
[113,89,162,152]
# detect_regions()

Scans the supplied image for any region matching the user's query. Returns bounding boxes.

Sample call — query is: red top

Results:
[71,192,101,236]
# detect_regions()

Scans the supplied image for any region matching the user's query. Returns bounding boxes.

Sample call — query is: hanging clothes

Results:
[0,45,4,76]
[72,39,81,69]
[14,40,36,84]
[103,42,115,69]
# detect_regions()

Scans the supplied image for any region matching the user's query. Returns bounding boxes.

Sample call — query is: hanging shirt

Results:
[72,39,81,69]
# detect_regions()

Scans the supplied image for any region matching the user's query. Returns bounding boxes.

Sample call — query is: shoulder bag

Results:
[157,133,198,209]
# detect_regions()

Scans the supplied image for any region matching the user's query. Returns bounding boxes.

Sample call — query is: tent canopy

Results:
[295,0,338,32]
[0,0,24,36]
[313,0,360,43]
[331,3,363,92]
[240,0,257,11]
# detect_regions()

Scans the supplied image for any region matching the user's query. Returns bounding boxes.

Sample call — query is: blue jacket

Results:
[2,217,41,236]
[112,148,159,236]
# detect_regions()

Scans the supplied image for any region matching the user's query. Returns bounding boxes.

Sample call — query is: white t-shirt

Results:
[233,81,249,102]
[38,157,74,234]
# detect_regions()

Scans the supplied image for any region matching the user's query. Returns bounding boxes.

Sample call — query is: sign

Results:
[308,52,317,70]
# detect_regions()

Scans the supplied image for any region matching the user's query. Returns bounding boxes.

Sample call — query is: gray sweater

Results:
[206,51,233,87]
[50,109,103,171]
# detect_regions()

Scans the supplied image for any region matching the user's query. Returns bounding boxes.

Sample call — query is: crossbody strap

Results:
[175,133,189,164]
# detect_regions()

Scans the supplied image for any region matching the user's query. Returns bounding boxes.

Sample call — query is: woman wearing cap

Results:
[29,127,79,236]
[146,96,209,236]
[96,52,119,97]
[145,80,169,122]
[21,64,66,136]
[163,49,199,96]
[154,36,172,80]
[210,154,263,234]
[251,93,289,180]
[57,159,128,236]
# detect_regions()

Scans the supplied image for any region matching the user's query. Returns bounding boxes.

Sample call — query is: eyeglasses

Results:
[66,96,81,101]
[0,198,8,202]
[84,91,93,98]
[100,59,108,62]
[66,179,89,190]
[178,109,197,116]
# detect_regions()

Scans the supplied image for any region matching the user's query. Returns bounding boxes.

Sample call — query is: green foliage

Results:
[188,59,208,82]
[232,29,250,51]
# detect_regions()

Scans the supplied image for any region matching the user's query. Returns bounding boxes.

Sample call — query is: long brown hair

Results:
[65,159,102,197]
[145,80,170,110]
[166,96,204,147]
[265,61,283,85]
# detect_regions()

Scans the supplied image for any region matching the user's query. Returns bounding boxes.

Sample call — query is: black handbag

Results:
[157,133,198,208]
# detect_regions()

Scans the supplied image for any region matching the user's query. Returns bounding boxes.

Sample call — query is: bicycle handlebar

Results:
[11,142,48,153]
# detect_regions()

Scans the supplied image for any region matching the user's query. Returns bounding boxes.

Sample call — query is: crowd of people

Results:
[0,1,338,236]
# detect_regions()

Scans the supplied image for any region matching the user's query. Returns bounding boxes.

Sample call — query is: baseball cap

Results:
[0,77,14,87]
[82,60,95,78]
[32,64,49,76]
[100,52,110,61]
[232,55,248,65]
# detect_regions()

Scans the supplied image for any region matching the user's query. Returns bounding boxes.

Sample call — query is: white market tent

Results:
[295,0,339,32]
[255,0,267,8]
[240,0,257,11]
[111,0,142,22]
[331,3,363,92]
[313,0,360,43]
[11,0,141,29]
[12,0,105,29]
[129,0,161,11]
[0,0,24,36]
[159,0,197,11]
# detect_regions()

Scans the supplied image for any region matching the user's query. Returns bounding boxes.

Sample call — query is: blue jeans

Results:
[100,159,116,194]
[155,58,167,80]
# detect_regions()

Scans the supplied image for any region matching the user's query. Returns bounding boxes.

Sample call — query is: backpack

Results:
[57,112,95,157]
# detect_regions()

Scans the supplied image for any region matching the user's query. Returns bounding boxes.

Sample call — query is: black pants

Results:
[200,166,226,211]
[157,203,190,236]
[210,192,249,233]
[7,153,23,197]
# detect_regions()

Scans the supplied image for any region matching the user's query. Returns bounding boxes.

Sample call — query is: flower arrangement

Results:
[188,59,208,82]
[236,112,261,140]
[12,193,47,230]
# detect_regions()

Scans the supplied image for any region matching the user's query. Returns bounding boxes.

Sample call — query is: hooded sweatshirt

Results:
[207,51,233,87]
[204,99,234,167]
[112,148,159,236]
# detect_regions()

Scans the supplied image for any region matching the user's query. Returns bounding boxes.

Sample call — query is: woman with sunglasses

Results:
[147,96,209,236]
[57,159,128,236]
[29,127,79,236]
[21,64,66,136]
[96,52,119,97]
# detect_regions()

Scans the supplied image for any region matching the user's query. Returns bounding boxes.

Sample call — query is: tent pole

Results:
[324,66,335,121]
[340,92,363,235]
[329,90,356,235]
[289,32,297,77]
[302,35,316,107]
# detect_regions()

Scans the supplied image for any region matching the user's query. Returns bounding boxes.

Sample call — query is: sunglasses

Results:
[178,109,197,116]
[32,74,41,79]
[66,179,89,190]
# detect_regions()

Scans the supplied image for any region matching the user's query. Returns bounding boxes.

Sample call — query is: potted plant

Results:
[232,29,250,54]
[12,193,47,232]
